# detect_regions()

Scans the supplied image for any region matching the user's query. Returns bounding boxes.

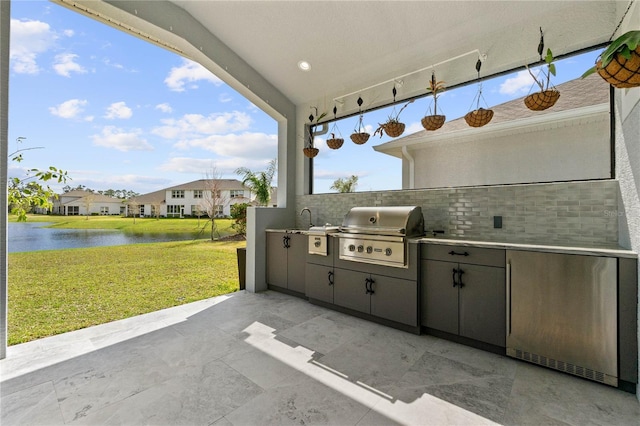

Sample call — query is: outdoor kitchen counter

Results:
[417,236,637,258]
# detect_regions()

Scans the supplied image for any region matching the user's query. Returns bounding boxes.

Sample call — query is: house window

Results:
[139,206,145,216]
[100,207,109,215]
[215,205,224,217]
[191,205,205,216]
[193,190,203,199]
[167,205,184,217]
[68,206,79,215]
[171,190,184,198]
[230,190,244,198]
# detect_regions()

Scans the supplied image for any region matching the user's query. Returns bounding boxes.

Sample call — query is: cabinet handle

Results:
[457,268,465,288]
[452,268,459,287]
[365,277,371,294]
[368,277,375,295]
[328,271,334,286]
[506,261,511,336]
[449,250,469,257]
[283,235,291,249]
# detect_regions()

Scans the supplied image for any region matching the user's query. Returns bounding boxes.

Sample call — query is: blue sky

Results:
[8,1,601,195]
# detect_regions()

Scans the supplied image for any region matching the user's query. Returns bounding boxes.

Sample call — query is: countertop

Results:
[414,236,637,258]
[266,228,637,258]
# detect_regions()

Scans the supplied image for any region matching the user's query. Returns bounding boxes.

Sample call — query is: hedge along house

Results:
[0,0,639,397]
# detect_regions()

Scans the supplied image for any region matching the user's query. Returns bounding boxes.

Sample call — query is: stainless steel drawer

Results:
[422,244,506,267]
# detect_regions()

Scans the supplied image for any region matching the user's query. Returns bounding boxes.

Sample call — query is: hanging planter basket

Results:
[421,115,445,131]
[421,73,446,131]
[350,99,370,145]
[381,121,405,138]
[524,89,560,111]
[326,109,344,150]
[350,132,370,145]
[596,46,640,88]
[464,58,494,128]
[326,134,344,150]
[303,147,319,158]
[464,108,494,128]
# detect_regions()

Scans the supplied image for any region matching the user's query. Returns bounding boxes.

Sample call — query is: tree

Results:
[230,203,250,237]
[330,175,358,193]
[200,166,228,240]
[82,193,95,219]
[235,158,276,206]
[127,200,141,224]
[8,138,69,221]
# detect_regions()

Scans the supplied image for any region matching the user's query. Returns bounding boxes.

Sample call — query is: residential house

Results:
[128,179,254,218]
[374,74,611,189]
[51,190,125,216]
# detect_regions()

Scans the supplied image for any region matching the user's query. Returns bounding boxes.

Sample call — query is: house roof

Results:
[129,179,249,204]
[374,73,610,158]
[59,192,125,205]
[57,1,626,118]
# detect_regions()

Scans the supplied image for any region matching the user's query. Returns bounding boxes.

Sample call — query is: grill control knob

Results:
[385,248,393,256]
[348,244,356,252]
[357,245,364,253]
[366,246,373,254]
[314,240,321,247]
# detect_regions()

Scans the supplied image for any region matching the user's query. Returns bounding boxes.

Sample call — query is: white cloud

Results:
[499,69,538,95]
[62,29,74,37]
[152,111,252,139]
[49,99,88,119]
[159,156,271,175]
[53,53,87,77]
[219,93,233,103]
[173,132,277,159]
[9,19,57,74]
[155,103,173,113]
[164,59,223,92]
[91,126,153,152]
[104,101,133,119]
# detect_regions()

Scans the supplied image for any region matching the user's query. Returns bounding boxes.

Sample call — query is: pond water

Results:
[8,222,202,253]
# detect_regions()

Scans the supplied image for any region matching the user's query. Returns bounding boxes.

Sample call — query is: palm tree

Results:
[235,159,277,206]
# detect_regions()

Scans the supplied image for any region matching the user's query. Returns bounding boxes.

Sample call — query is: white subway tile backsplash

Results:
[296,180,618,245]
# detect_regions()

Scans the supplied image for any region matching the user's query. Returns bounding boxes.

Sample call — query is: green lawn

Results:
[8,239,245,345]
[13,214,235,237]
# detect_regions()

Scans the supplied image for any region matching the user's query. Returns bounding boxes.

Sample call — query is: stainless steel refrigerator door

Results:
[506,250,617,386]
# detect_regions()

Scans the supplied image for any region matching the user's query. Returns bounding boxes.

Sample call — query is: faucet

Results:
[300,207,313,227]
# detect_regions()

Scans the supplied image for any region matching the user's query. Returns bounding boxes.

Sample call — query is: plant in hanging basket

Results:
[326,133,344,150]
[374,99,414,138]
[464,108,494,128]
[421,76,446,131]
[582,30,640,88]
[524,48,560,111]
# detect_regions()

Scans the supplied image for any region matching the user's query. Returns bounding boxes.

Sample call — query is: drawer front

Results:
[422,244,505,267]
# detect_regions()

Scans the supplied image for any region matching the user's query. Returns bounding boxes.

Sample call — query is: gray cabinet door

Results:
[421,260,459,335]
[458,264,506,347]
[267,233,288,288]
[370,275,417,326]
[333,268,370,314]
[306,263,333,303]
[287,233,307,293]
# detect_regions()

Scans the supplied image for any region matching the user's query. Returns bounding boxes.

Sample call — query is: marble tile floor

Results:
[1,290,638,425]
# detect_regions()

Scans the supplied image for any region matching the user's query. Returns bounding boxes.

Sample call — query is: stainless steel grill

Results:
[337,206,424,268]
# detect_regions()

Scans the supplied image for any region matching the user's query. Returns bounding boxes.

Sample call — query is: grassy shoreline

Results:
[12,214,236,237]
[8,239,245,345]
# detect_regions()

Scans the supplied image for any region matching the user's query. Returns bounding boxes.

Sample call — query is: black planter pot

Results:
[237,247,246,290]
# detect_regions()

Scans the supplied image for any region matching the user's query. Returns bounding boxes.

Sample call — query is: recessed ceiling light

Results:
[298,60,311,71]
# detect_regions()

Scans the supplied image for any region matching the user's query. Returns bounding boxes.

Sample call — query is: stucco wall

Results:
[410,113,610,189]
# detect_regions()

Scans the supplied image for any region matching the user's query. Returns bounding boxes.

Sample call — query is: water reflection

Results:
[8,222,202,253]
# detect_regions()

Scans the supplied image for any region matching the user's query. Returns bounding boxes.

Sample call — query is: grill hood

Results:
[340,206,424,238]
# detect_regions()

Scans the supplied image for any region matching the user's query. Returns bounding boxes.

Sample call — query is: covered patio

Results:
[2,290,639,425]
[1,0,639,422]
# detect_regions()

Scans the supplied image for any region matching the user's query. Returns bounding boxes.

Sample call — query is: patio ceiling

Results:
[58,1,628,117]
